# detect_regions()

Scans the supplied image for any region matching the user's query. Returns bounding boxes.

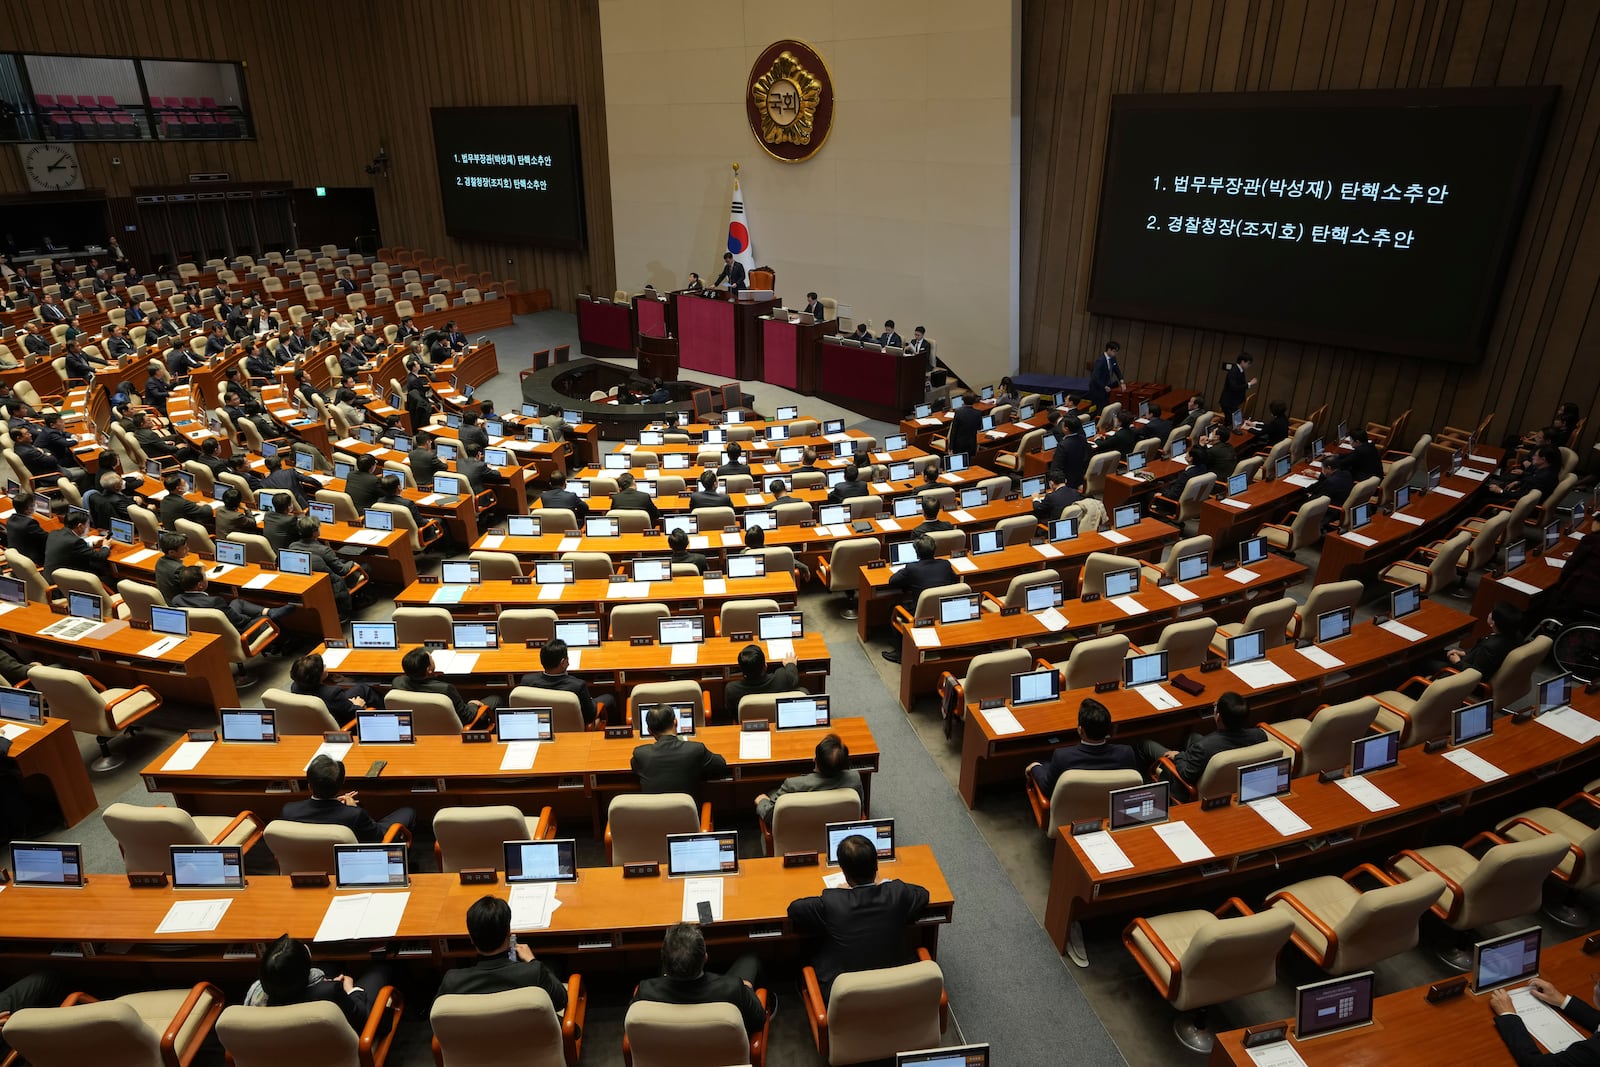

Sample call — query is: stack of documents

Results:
[314,892,410,942]
[510,882,561,930]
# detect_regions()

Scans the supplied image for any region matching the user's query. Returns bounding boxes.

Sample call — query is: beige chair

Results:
[1259,697,1380,776]
[1166,739,1287,804]
[763,788,861,857]
[1373,668,1483,746]
[1380,529,1471,595]
[1079,552,1143,598]
[1123,899,1296,1052]
[5,548,58,604]
[1290,580,1364,640]
[1260,495,1330,556]
[605,793,711,866]
[186,605,278,690]
[562,551,614,580]
[983,571,1063,613]
[1153,473,1215,530]
[801,953,946,1066]
[434,986,586,1067]
[507,687,589,733]
[736,689,810,724]
[1486,635,1552,710]
[529,507,578,533]
[609,602,672,641]
[1084,451,1120,497]
[51,567,121,617]
[432,805,554,872]
[500,608,558,644]
[1027,768,1145,836]
[215,994,402,1067]
[174,517,216,556]
[314,489,359,523]
[610,508,653,534]
[1140,535,1214,584]
[117,579,166,625]
[1378,456,1415,509]
[2,983,225,1067]
[1268,867,1446,973]
[103,802,264,874]
[719,598,780,637]
[995,513,1040,546]
[1059,634,1130,690]
[1144,617,1219,670]
[939,648,1035,732]
[28,664,161,772]
[818,537,881,619]
[1335,476,1381,525]
[1389,833,1570,967]
[627,680,710,727]
[1497,793,1600,925]
[384,689,472,733]
[261,687,345,734]
[622,999,764,1067]
[394,606,453,644]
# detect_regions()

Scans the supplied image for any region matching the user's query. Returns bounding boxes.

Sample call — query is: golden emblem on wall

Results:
[746,40,834,163]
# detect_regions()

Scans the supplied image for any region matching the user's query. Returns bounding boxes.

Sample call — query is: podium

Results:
[672,290,777,381]
[760,314,834,395]
[817,337,925,423]
[576,295,632,360]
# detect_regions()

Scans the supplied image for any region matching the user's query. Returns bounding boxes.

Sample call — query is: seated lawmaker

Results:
[245,935,392,1036]
[290,652,384,720]
[668,528,708,574]
[1488,975,1600,1065]
[1026,698,1140,796]
[723,643,801,723]
[632,923,767,1037]
[281,754,414,842]
[438,895,569,1008]
[392,647,491,726]
[755,732,863,826]
[1136,691,1266,786]
[517,638,612,726]
[631,703,728,799]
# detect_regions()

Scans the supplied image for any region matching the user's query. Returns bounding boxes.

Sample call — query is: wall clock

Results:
[19,143,84,192]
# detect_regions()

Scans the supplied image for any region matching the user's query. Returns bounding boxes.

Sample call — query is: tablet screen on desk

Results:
[971,530,1003,556]
[12,842,85,887]
[215,540,246,567]
[1226,472,1249,498]
[0,685,43,725]
[277,549,311,576]
[1103,566,1140,598]
[1123,651,1168,688]
[1348,502,1374,530]
[451,621,499,649]
[504,839,578,884]
[1175,551,1208,583]
[1010,668,1059,707]
[1390,584,1422,620]
[666,831,738,877]
[1451,700,1494,746]
[657,616,704,645]
[110,517,135,545]
[1316,607,1353,644]
[938,593,981,625]
[663,514,697,536]
[1108,782,1170,831]
[1237,756,1292,804]
[757,611,803,640]
[776,695,829,730]
[1020,476,1044,497]
[1049,518,1078,543]
[308,501,335,524]
[1025,581,1063,612]
[497,708,553,742]
[151,606,189,637]
[553,619,599,647]
[1540,673,1573,713]
[1294,972,1376,1041]
[892,496,921,519]
[1472,926,1541,994]
[507,516,542,537]
[220,708,276,743]
[357,711,414,744]
[825,819,894,865]
[1226,629,1265,666]
[726,554,765,579]
[1350,730,1399,776]
[1126,452,1147,472]
[437,442,460,463]
[364,509,394,532]
[535,562,575,585]
[818,505,849,526]
[171,845,245,889]
[959,488,986,510]
[638,702,696,737]
[352,622,397,649]
[334,843,409,888]
[632,558,673,583]
[440,560,481,585]
[1238,536,1268,567]
[68,590,103,621]
[743,510,774,532]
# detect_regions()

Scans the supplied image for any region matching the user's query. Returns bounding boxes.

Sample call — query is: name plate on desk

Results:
[1200,795,1231,811]
[728,631,754,642]
[742,720,770,732]
[604,725,633,740]
[629,637,654,646]
[418,575,439,584]
[290,872,330,889]
[1200,659,1224,673]
[1094,681,1118,694]
[128,872,168,888]
[1001,606,1022,616]
[866,560,887,569]
[1242,1025,1288,1048]
[622,862,660,879]
[187,729,218,743]
[458,868,497,885]
[1427,976,1468,1003]
[510,576,532,585]
[424,640,448,649]
[461,731,492,744]
[979,698,1005,710]
[1070,820,1104,837]
[783,851,818,867]
[323,731,352,744]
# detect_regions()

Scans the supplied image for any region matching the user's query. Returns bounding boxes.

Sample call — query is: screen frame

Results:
[1294,970,1376,1040]
[429,104,588,250]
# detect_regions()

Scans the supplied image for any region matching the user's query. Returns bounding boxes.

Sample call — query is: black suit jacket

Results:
[437,955,568,1010]
[160,493,207,531]
[630,733,728,798]
[1030,740,1142,795]
[1050,433,1091,489]
[887,557,958,605]
[825,480,869,505]
[280,795,389,843]
[263,511,299,551]
[6,513,46,565]
[1464,631,1518,678]
[787,880,931,999]
[610,488,660,526]
[634,971,765,1035]
[1033,484,1081,520]
[43,527,110,579]
[409,448,447,490]
[345,471,384,513]
[948,405,983,459]
[1495,997,1600,1065]
[539,488,589,524]
[1140,417,1173,443]
[1220,363,1249,411]
[688,490,733,511]
[1171,725,1269,785]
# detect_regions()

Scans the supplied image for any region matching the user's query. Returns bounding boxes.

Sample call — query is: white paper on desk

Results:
[244,573,277,590]
[1469,453,1497,465]
[1498,577,1541,595]
[1392,512,1425,526]
[917,417,942,427]
[1133,684,1182,710]
[1110,595,1143,615]
[566,649,582,670]
[122,548,160,565]
[1163,582,1200,603]
[537,584,563,601]
[671,643,699,665]
[1509,987,1587,1053]
[1102,530,1132,544]
[985,429,1007,438]
[306,741,352,771]
[608,581,652,599]
[765,638,794,661]
[822,871,849,889]
[1549,558,1568,570]
[1034,542,1063,559]
[1284,474,1318,488]
[0,603,17,617]
[824,432,851,444]
[682,878,724,922]
[337,437,360,449]
[431,585,468,605]
[156,897,233,934]
[949,509,975,523]
[1537,706,1600,744]
[743,494,766,506]
[1244,1041,1310,1067]
[980,705,1025,736]
[1221,497,1251,509]
[1154,821,1214,862]
[1077,831,1134,874]
[321,647,351,670]
[509,882,556,930]
[480,535,506,549]
[416,493,441,506]
[1230,660,1295,689]
[557,537,582,553]
[739,731,771,760]
[1458,467,1489,481]
[1224,567,1259,584]
[950,556,977,574]
[1335,774,1399,812]
[161,740,213,772]
[762,463,782,474]
[1434,486,1465,498]
[1297,644,1344,670]
[878,519,902,532]
[1344,532,1378,547]
[138,636,183,658]
[872,482,893,493]
[1378,619,1426,642]
[315,894,375,942]
[719,532,743,548]
[1035,608,1069,632]
[0,723,28,741]
[702,578,727,596]
[1248,796,1311,836]
[500,741,540,771]
[1442,748,1508,782]
[349,529,387,545]
[909,627,941,649]
[439,651,479,674]
[939,472,961,483]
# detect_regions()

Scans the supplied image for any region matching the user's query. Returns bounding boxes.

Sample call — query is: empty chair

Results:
[763,788,861,856]
[529,507,578,533]
[117,579,165,625]
[1079,552,1143,598]
[1497,794,1600,926]
[2,982,225,1067]
[506,688,588,733]
[28,664,161,772]
[1123,899,1296,1052]
[984,571,1063,613]
[938,648,1033,731]
[1144,617,1218,670]
[1373,668,1483,746]
[1059,634,1130,690]
[610,602,672,640]
[611,508,653,533]
[1290,580,1364,640]
[383,689,473,733]
[1260,495,1330,556]
[605,793,711,866]
[1258,697,1380,776]
[561,551,614,580]
[433,987,583,1067]
[736,689,810,724]
[818,537,881,620]
[1379,529,1471,594]
[719,597,780,637]
[1084,451,1120,497]
[432,805,554,872]
[1140,534,1214,583]
[995,513,1039,546]
[103,802,264,874]
[263,820,373,875]
[215,994,402,1067]
[468,550,523,579]
[500,608,558,643]
[800,954,947,1066]
[1485,635,1553,710]
[1027,768,1145,836]
[1268,866,1447,973]
[394,606,453,644]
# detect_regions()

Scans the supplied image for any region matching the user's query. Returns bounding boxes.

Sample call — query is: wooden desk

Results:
[392,574,799,623]
[1468,538,1575,640]
[959,601,1475,808]
[892,556,1307,713]
[576,295,634,360]
[1315,468,1491,585]
[1103,460,1188,512]
[1042,674,1600,955]
[144,719,878,829]
[108,542,344,641]
[1199,475,1313,547]
[0,847,951,973]
[760,315,833,394]
[5,716,97,828]
[817,338,925,423]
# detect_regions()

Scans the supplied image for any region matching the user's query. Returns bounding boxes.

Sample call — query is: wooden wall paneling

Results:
[1020,0,1600,457]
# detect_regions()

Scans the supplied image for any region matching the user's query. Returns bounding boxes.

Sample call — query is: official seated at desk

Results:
[6,488,47,566]
[632,703,729,799]
[43,500,111,582]
[1136,691,1267,787]
[755,732,863,828]
[290,652,385,718]
[1442,602,1523,677]
[690,470,734,510]
[283,753,415,844]
[826,464,870,505]
[539,469,588,524]
[439,895,570,1008]
[245,934,393,1036]
[633,922,768,1036]
[1489,975,1600,1065]
[880,534,959,665]
[724,642,801,723]
[1026,698,1141,796]
[667,527,710,575]
[518,638,612,727]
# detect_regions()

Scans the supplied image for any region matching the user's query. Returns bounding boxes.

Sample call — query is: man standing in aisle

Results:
[1088,341,1124,413]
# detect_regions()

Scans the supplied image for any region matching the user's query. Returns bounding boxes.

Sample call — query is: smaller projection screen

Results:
[431,106,587,249]
[1087,88,1555,362]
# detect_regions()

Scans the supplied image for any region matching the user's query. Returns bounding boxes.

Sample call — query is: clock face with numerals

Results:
[19,143,83,192]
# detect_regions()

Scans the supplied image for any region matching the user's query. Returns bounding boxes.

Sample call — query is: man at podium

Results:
[713,251,746,293]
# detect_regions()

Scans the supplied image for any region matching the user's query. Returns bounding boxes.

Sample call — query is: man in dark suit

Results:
[437,896,570,1005]
[288,517,362,617]
[392,647,488,727]
[1490,975,1600,1065]
[456,445,501,493]
[1088,340,1124,412]
[716,442,751,477]
[538,470,589,525]
[768,478,805,509]
[881,534,958,664]
[688,470,733,511]
[947,394,983,459]
[409,442,448,495]
[4,491,46,566]
[517,639,612,726]
[203,323,227,358]
[1138,403,1174,446]
[722,643,800,723]
[171,564,293,630]
[1032,469,1081,521]
[1219,353,1257,420]
[37,295,66,323]
[877,319,903,348]
[345,454,385,513]
[712,252,745,292]
[458,412,489,453]
[87,472,135,530]
[802,292,826,320]
[913,496,952,532]
[631,703,729,798]
[825,465,870,505]
[632,923,767,1037]
[1316,427,1382,505]
[1026,699,1141,795]
[263,493,299,551]
[43,500,112,582]
[1444,603,1523,679]
[755,733,864,827]
[282,754,414,842]
[668,529,708,574]
[611,472,661,527]
[1490,444,1561,502]
[1137,691,1267,786]
[793,447,822,475]
[20,326,49,356]
[787,834,930,1002]
[263,455,317,509]
[158,472,207,531]
[1099,411,1140,456]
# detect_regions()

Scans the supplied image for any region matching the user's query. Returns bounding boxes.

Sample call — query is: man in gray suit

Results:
[755,733,863,827]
